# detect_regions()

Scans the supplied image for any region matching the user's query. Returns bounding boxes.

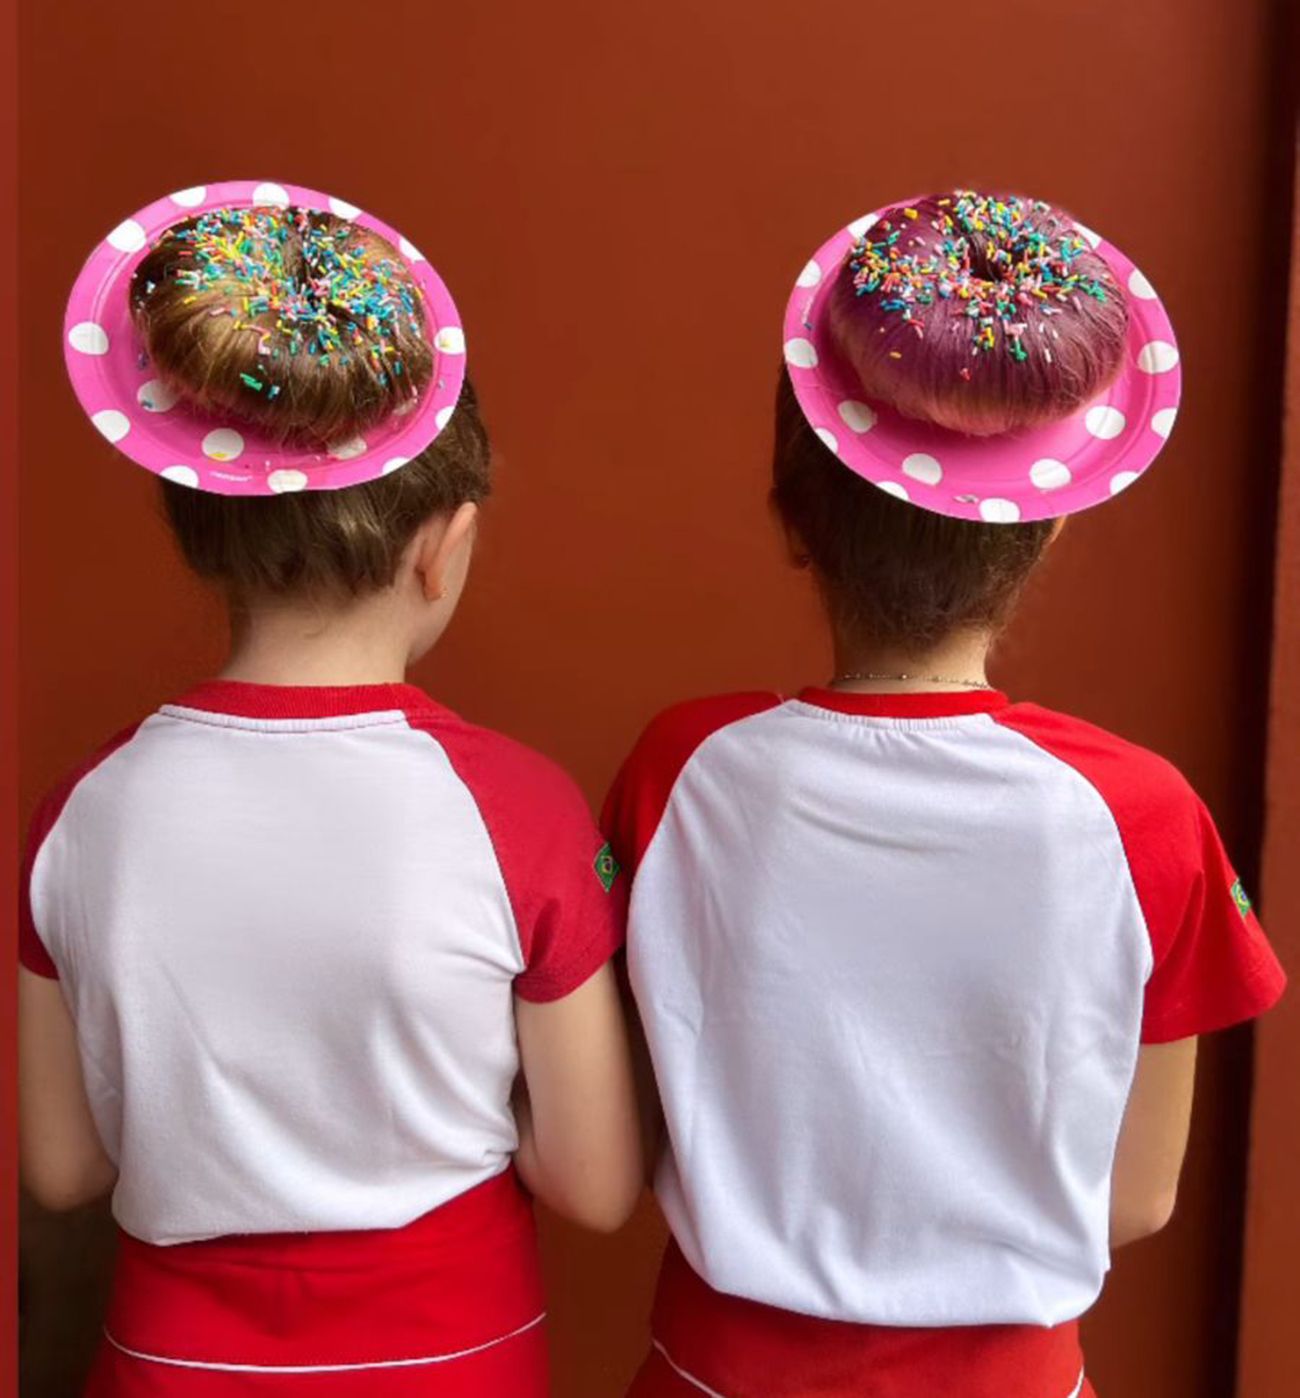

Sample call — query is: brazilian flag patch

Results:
[1230,878,1253,920]
[594,843,621,893]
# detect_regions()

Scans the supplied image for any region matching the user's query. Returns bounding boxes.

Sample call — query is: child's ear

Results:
[411,503,479,602]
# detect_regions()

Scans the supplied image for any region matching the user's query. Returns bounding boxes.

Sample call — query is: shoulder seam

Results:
[638,700,786,875]
[26,721,149,970]
[398,713,527,973]
[992,713,1154,974]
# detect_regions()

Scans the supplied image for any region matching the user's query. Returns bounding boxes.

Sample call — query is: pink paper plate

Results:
[64,180,467,496]
[783,202,1181,522]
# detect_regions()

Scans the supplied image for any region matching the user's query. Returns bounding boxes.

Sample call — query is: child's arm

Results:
[18,967,116,1211]
[513,964,642,1232]
[614,953,663,1185]
[1109,1036,1197,1248]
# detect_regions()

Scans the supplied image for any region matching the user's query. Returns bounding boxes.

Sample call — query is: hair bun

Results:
[130,206,434,446]
[825,191,1129,437]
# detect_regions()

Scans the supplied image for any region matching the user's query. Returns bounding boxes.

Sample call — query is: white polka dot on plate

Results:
[980,498,1021,523]
[848,213,880,239]
[137,379,178,413]
[1085,405,1126,440]
[815,427,838,452]
[1137,340,1179,374]
[91,409,130,442]
[252,182,290,207]
[160,465,199,488]
[435,405,456,430]
[382,457,409,476]
[796,259,822,288]
[435,326,466,355]
[1127,268,1157,300]
[107,219,146,253]
[1151,407,1177,438]
[68,321,109,355]
[399,236,425,261]
[876,480,909,501]
[1073,221,1101,248]
[268,469,309,493]
[328,197,361,219]
[837,400,876,433]
[170,186,206,207]
[1029,458,1072,491]
[783,338,817,369]
[901,453,942,485]
[202,428,245,462]
[1110,471,1140,495]
[328,435,367,460]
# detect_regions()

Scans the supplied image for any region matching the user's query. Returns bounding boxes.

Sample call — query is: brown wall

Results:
[1238,136,1300,1398]
[18,2,1290,1395]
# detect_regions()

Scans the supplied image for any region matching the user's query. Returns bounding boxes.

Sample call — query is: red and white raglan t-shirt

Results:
[21,681,625,1248]
[604,688,1285,1335]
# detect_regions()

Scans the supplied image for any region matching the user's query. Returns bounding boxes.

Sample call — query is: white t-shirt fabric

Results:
[603,687,1284,1329]
[22,681,624,1246]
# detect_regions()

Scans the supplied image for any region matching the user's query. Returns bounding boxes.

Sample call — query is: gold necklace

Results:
[831,671,995,691]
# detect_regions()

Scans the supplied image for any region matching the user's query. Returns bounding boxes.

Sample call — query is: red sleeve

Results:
[20,724,143,979]
[601,693,782,876]
[415,715,626,1003]
[997,705,1286,1043]
[1138,797,1283,1043]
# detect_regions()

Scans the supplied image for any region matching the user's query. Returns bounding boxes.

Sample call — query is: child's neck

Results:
[220,595,412,688]
[829,629,994,693]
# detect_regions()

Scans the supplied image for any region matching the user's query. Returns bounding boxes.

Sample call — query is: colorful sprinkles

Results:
[135,206,425,397]
[847,191,1111,370]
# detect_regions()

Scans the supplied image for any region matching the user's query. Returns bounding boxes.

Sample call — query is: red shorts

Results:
[627,1242,1095,1398]
[84,1170,547,1398]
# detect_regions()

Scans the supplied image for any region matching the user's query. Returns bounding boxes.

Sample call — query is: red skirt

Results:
[85,1169,547,1398]
[627,1241,1095,1398]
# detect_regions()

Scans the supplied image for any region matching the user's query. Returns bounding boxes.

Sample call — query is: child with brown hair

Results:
[21,181,641,1397]
[606,190,1286,1397]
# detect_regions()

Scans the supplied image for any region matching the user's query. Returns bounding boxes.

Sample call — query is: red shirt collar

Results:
[796,687,1010,719]
[171,680,441,721]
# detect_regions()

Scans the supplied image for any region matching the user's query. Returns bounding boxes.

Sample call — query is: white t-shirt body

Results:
[604,688,1284,1329]
[22,681,624,1246]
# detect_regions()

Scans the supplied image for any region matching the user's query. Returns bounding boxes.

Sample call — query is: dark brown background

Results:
[1238,135,1300,1398]
[18,2,1295,1395]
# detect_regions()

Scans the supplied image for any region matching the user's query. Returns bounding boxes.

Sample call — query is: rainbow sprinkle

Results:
[139,206,424,396]
[846,191,1109,369]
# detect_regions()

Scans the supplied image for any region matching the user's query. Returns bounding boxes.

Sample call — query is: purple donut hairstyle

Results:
[823,191,1130,438]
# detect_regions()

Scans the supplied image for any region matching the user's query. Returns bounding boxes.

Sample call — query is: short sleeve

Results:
[411,713,627,1004]
[510,778,628,1003]
[994,704,1286,1044]
[18,722,155,981]
[1140,798,1286,1043]
[602,693,783,876]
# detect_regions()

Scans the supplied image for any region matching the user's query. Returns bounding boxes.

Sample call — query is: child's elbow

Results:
[1111,1186,1179,1248]
[557,1189,642,1234]
[543,1170,644,1234]
[23,1160,114,1213]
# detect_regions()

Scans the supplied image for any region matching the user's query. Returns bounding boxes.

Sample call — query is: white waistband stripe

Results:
[652,1341,730,1397]
[103,1312,546,1374]
[651,1339,1086,1398]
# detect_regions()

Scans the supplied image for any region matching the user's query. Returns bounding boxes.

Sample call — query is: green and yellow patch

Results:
[1230,878,1253,920]
[595,843,621,893]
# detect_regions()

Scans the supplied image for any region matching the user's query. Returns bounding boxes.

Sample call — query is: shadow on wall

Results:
[20,1195,116,1396]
